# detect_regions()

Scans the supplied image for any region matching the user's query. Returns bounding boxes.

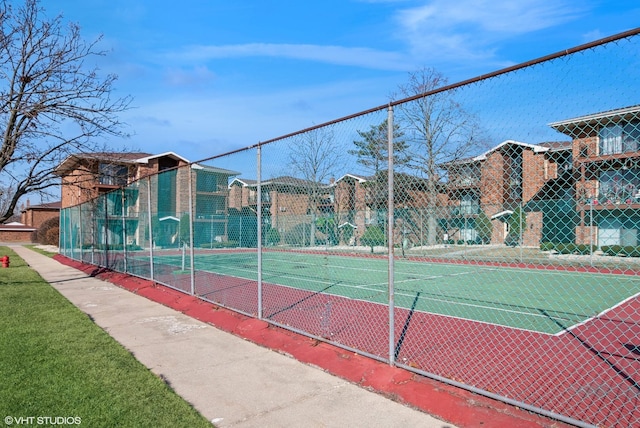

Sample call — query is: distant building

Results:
[54,151,239,248]
[21,200,61,229]
[228,176,334,245]
[0,201,60,243]
[441,140,573,246]
[0,222,36,243]
[550,105,640,247]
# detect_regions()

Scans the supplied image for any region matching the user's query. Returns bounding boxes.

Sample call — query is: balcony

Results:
[447,176,480,189]
[248,194,271,205]
[580,187,640,211]
[195,184,229,195]
[450,205,480,216]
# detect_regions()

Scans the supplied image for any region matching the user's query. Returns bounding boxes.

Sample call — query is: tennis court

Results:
[147,250,640,335]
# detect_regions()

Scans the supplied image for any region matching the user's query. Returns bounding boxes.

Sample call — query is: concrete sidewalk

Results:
[10,245,457,428]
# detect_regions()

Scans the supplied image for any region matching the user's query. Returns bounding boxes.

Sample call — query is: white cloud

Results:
[394,0,587,62]
[156,1,587,74]
[165,43,415,71]
[581,29,605,43]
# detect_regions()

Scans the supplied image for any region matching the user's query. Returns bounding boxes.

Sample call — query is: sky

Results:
[47,0,640,163]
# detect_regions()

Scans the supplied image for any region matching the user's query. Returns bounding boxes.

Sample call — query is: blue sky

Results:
[48,0,640,162]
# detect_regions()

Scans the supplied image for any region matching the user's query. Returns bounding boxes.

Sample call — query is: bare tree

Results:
[0,0,131,222]
[394,67,483,245]
[288,126,343,246]
[0,184,15,217]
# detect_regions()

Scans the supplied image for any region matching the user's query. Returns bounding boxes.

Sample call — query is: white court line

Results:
[161,253,624,335]
[201,258,552,320]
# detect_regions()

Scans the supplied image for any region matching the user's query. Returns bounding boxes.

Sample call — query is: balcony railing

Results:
[450,205,480,216]
[448,176,480,187]
[249,194,271,204]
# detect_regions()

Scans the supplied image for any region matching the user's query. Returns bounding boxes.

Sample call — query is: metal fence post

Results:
[520,201,523,262]
[590,200,594,267]
[104,194,109,269]
[60,207,66,257]
[78,204,82,261]
[90,202,95,265]
[122,188,127,272]
[387,104,395,366]
[257,144,263,319]
[188,165,196,295]
[147,176,154,280]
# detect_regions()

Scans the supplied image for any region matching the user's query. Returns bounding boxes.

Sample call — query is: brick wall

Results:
[0,229,35,242]
[21,209,59,228]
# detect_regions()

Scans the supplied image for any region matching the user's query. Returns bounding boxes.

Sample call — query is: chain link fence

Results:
[59,30,640,427]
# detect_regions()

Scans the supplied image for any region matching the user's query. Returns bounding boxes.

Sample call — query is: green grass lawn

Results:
[24,244,57,258]
[0,247,212,428]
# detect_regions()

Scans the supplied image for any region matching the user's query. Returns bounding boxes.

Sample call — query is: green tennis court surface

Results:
[147,251,640,334]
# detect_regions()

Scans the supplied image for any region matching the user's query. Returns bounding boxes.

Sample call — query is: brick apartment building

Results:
[441,140,573,246]
[54,151,239,248]
[229,171,443,247]
[228,176,335,244]
[442,105,640,249]
[551,105,640,248]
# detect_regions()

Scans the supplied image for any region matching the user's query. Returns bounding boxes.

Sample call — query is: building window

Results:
[450,164,480,186]
[459,193,480,215]
[98,163,128,186]
[599,121,640,155]
[506,148,523,202]
[598,168,640,203]
[579,143,589,158]
[196,170,220,192]
[157,169,176,217]
[196,195,225,217]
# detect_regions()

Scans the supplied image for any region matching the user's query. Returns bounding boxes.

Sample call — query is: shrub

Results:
[265,228,281,246]
[558,243,577,254]
[602,245,622,256]
[575,244,596,255]
[361,225,385,249]
[540,242,598,255]
[540,242,554,252]
[199,241,239,249]
[315,217,337,245]
[504,234,519,247]
[284,223,312,246]
[506,207,526,245]
[466,237,482,245]
[622,246,640,257]
[35,217,60,246]
[475,210,493,244]
[44,227,59,246]
[610,245,624,256]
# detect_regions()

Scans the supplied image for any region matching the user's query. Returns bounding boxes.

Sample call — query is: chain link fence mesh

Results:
[59,31,640,427]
